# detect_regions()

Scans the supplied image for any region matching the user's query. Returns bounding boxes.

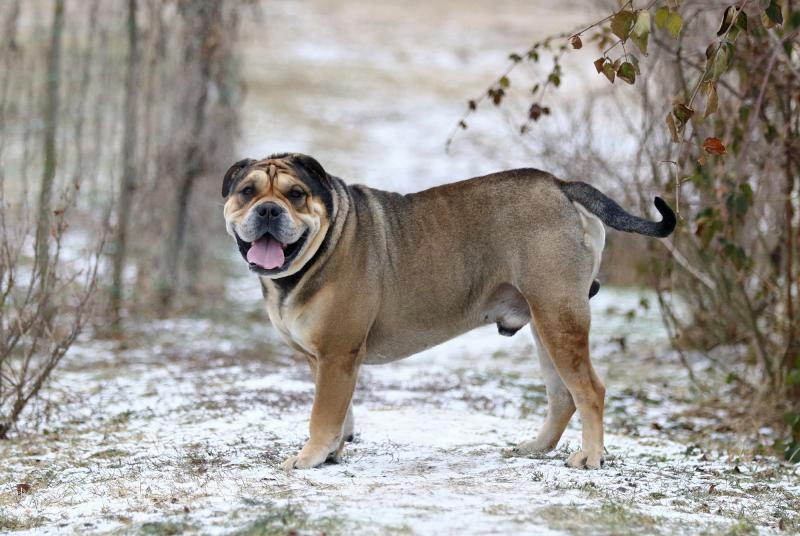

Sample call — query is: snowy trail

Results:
[3,0,799,532]
[2,284,797,534]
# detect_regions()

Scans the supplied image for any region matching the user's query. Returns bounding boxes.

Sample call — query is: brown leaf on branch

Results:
[672,103,695,127]
[594,57,605,73]
[528,103,550,121]
[666,113,679,143]
[611,10,635,41]
[702,137,727,155]
[602,62,616,83]
[704,83,719,118]
[617,62,636,84]
[570,35,583,49]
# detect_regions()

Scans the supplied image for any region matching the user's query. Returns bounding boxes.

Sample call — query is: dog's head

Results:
[221,153,334,278]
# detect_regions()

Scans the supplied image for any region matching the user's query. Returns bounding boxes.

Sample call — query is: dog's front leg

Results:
[282,350,361,470]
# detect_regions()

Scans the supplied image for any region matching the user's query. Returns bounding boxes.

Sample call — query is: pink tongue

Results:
[247,236,285,269]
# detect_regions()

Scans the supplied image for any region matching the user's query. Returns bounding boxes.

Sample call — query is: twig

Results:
[659,238,717,291]
[444,0,657,150]
[651,35,744,99]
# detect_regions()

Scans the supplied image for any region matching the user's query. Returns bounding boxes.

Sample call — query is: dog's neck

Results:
[262,175,351,299]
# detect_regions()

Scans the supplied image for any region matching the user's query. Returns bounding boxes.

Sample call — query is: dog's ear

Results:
[290,153,331,189]
[222,158,256,197]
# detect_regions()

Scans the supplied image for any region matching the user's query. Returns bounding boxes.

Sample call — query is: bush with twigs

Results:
[449,0,799,460]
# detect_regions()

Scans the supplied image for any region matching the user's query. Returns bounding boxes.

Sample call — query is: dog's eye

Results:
[288,187,305,200]
[240,186,254,196]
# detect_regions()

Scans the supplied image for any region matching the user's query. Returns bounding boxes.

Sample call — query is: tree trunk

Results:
[111,0,139,331]
[156,1,219,313]
[35,0,65,292]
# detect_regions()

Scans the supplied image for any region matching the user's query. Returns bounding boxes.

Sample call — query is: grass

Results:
[138,520,197,535]
[714,519,759,536]
[537,501,664,536]
[232,501,347,536]
[90,448,130,459]
[184,444,228,475]
[0,512,48,531]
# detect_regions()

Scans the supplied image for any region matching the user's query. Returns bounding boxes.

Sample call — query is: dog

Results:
[221,153,675,470]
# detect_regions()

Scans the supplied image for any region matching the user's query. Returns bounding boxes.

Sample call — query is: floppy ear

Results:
[221,158,256,197]
[290,153,331,188]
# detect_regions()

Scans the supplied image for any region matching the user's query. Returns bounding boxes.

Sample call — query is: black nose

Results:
[255,202,282,221]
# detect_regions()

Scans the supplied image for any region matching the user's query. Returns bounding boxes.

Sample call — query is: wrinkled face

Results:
[221,154,333,278]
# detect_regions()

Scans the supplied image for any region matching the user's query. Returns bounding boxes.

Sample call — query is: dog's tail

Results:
[559,181,676,238]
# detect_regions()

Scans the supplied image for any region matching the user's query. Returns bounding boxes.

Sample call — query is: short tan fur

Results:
[221,153,675,470]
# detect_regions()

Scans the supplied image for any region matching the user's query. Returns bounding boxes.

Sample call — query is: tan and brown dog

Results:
[221,153,675,470]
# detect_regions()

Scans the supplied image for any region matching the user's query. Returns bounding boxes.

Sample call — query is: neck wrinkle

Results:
[262,176,351,296]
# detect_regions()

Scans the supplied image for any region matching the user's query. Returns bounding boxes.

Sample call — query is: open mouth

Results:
[235,230,308,275]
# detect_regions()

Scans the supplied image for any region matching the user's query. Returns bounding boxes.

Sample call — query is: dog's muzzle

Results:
[234,202,308,276]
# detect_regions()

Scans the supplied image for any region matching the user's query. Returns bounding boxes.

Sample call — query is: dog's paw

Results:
[566,449,604,469]
[281,449,329,471]
[515,439,555,455]
[503,439,554,458]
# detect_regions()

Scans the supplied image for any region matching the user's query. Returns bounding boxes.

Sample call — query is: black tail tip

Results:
[653,196,677,237]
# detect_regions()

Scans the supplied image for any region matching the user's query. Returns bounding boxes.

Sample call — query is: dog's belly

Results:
[363,324,480,364]
[362,284,531,365]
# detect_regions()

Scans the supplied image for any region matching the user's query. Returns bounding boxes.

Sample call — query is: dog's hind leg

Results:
[513,330,576,455]
[343,402,355,442]
[530,297,605,468]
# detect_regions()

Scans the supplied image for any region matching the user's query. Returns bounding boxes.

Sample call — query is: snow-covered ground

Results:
[2,279,798,534]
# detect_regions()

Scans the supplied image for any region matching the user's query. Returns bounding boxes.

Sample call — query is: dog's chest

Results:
[262,287,323,356]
